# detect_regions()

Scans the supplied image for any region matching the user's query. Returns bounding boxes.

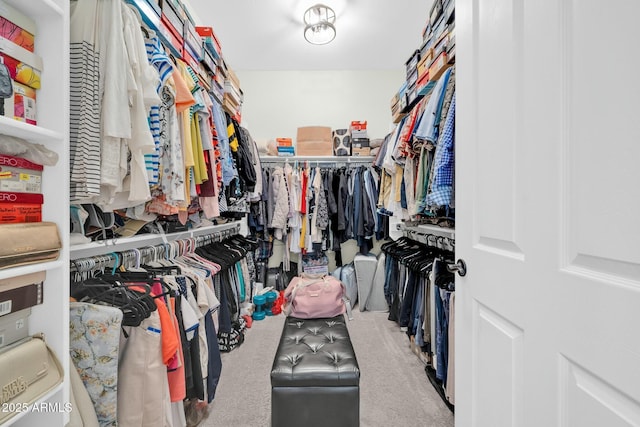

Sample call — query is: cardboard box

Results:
[0,154,42,193]
[3,81,36,124]
[429,52,450,82]
[351,147,371,156]
[296,126,333,156]
[393,110,407,124]
[417,51,431,78]
[276,138,293,146]
[0,191,43,223]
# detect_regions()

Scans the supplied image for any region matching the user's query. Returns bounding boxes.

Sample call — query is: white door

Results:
[455,0,640,426]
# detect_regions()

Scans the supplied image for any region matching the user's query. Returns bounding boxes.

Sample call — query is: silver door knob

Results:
[446,259,467,277]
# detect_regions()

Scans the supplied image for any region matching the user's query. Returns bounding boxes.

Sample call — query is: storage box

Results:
[392,111,407,124]
[277,146,295,157]
[332,129,350,156]
[126,0,161,29]
[351,147,371,156]
[0,192,43,223]
[0,308,30,348]
[429,52,450,82]
[276,138,293,146]
[0,17,34,53]
[350,120,367,131]
[3,81,36,124]
[201,47,217,73]
[196,26,222,58]
[183,19,202,61]
[0,0,36,52]
[296,126,333,156]
[351,138,370,148]
[0,154,42,193]
[0,52,41,90]
[160,0,184,53]
[0,37,42,89]
[405,50,421,76]
[0,271,44,314]
[158,16,183,57]
[417,51,431,78]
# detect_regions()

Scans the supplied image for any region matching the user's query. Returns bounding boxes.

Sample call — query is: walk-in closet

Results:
[0,0,635,426]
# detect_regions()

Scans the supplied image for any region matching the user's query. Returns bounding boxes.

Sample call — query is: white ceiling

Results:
[186,0,432,71]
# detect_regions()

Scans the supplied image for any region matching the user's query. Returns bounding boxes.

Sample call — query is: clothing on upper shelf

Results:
[374,66,456,225]
[69,0,260,236]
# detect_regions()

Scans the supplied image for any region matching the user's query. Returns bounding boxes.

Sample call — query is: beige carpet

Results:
[202,309,454,427]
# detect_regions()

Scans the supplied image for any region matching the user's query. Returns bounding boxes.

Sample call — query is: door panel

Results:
[560,357,640,427]
[563,0,640,275]
[475,0,525,257]
[473,302,524,427]
[457,0,640,426]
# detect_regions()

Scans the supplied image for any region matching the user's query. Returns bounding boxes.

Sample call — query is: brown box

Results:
[296,126,333,156]
[351,147,371,156]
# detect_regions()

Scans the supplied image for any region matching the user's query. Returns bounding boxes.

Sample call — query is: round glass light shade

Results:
[304,22,336,45]
[303,4,336,45]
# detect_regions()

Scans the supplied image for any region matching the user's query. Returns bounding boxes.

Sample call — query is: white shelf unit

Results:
[0,0,70,425]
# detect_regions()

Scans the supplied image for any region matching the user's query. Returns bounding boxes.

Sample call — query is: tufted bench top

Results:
[271,315,360,387]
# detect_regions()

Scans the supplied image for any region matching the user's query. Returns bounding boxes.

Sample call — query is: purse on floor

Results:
[0,333,64,424]
[0,222,62,269]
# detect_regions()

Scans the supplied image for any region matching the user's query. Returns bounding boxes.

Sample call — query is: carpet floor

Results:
[202,309,455,427]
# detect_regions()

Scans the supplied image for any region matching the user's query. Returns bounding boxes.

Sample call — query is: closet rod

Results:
[259,155,375,164]
[70,225,240,273]
[69,221,241,260]
[401,223,455,251]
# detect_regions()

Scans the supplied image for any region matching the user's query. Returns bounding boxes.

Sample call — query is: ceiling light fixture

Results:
[303,4,336,45]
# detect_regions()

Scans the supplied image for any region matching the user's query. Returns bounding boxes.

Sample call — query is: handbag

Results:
[0,62,12,116]
[283,274,353,320]
[0,333,64,424]
[0,222,61,269]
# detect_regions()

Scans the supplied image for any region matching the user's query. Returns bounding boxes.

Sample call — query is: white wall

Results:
[236,70,404,143]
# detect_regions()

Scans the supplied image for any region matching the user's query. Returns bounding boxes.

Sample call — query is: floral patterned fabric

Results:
[70,303,123,427]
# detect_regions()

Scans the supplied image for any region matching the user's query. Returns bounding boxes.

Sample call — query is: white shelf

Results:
[401,223,455,240]
[2,0,63,19]
[260,155,375,163]
[0,116,64,143]
[0,259,64,281]
[69,221,242,260]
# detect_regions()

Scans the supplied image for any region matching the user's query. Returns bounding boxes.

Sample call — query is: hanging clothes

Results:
[381,235,455,407]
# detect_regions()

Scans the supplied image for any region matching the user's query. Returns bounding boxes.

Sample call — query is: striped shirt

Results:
[144,34,173,186]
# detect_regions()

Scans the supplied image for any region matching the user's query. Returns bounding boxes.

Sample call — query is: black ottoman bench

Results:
[270,315,360,427]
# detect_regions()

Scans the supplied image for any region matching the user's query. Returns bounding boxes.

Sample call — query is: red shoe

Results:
[242,314,253,328]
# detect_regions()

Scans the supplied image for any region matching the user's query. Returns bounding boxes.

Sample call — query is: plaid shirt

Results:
[428,93,455,207]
